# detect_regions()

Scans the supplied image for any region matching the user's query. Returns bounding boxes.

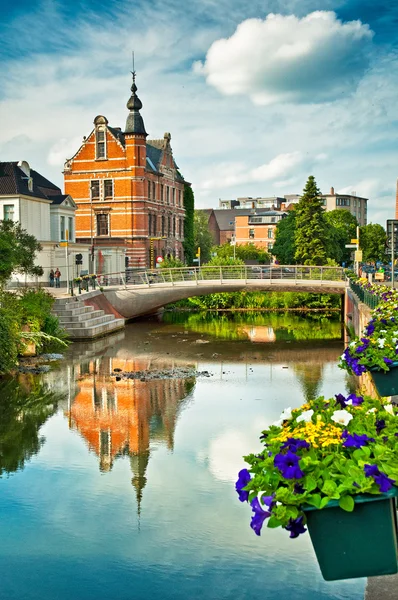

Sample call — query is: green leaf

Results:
[320,497,330,509]
[306,493,322,509]
[339,495,355,512]
[304,475,317,492]
[321,480,337,497]
[267,516,283,529]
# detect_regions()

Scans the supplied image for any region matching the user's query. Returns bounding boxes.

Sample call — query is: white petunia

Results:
[296,409,314,423]
[279,407,293,421]
[385,404,395,416]
[367,407,377,414]
[340,353,346,361]
[350,341,356,347]
[331,410,353,426]
[378,339,386,348]
[272,419,283,427]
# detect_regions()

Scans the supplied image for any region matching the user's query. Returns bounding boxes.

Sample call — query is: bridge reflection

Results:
[65,356,194,512]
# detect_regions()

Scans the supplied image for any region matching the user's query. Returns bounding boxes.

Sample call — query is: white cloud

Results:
[196,11,374,105]
[199,151,322,191]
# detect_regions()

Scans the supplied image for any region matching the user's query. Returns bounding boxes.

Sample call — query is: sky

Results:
[1,0,398,225]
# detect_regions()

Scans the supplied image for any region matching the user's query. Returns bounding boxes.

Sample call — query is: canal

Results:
[0,312,365,600]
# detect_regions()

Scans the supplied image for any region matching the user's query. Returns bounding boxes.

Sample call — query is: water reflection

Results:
[0,377,62,477]
[66,356,195,511]
[163,311,342,343]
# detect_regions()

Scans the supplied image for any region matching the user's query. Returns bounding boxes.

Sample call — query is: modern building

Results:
[219,196,285,211]
[320,187,367,226]
[235,210,287,252]
[64,74,189,271]
[0,160,89,284]
[217,187,368,225]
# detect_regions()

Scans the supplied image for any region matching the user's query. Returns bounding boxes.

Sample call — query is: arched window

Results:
[94,115,108,160]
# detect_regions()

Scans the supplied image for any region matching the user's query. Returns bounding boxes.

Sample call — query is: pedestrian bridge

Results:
[96,265,347,320]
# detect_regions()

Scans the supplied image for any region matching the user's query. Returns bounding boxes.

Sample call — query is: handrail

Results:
[72,265,346,294]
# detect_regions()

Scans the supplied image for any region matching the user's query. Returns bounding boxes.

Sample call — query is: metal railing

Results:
[349,279,382,309]
[77,265,346,292]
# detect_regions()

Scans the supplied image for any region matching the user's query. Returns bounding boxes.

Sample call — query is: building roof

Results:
[0,161,61,201]
[212,209,254,230]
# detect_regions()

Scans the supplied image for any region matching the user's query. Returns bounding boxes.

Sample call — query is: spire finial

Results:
[125,57,147,136]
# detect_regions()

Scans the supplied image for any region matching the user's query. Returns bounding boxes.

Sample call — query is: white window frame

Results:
[96,127,107,160]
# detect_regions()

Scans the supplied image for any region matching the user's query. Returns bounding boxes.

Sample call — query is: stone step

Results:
[66,318,125,340]
[62,314,115,329]
[57,310,103,323]
[54,305,95,317]
[53,290,102,306]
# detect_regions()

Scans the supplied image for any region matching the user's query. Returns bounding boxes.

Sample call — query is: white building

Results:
[0,160,90,285]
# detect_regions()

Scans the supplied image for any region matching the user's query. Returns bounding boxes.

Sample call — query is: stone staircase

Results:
[53,293,125,340]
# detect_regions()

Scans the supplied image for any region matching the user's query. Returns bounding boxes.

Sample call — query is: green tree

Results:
[194,210,213,264]
[324,210,358,264]
[272,210,297,264]
[183,185,195,265]
[359,223,387,263]
[0,220,43,286]
[294,176,330,265]
[213,242,270,263]
[159,257,184,269]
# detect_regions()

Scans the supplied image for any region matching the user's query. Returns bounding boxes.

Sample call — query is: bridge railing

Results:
[91,265,346,289]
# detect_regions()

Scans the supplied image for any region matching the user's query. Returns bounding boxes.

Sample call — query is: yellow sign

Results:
[196,247,201,257]
[355,250,363,262]
[59,242,68,247]
[351,239,359,244]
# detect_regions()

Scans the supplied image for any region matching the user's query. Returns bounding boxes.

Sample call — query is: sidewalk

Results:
[365,573,398,599]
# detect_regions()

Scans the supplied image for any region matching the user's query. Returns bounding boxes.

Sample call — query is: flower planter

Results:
[370,362,398,397]
[304,489,398,581]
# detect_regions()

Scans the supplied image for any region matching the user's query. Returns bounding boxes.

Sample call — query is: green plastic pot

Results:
[303,488,398,581]
[370,362,398,397]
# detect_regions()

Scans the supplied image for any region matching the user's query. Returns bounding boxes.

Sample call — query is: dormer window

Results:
[96,128,106,159]
[28,177,33,192]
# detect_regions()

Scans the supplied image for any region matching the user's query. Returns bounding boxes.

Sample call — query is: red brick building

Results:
[64,75,189,270]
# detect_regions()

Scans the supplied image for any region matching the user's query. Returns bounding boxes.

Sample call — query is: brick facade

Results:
[64,78,188,270]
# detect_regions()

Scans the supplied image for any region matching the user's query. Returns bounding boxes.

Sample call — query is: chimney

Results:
[330,186,335,195]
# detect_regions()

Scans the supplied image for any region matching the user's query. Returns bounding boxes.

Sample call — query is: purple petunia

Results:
[335,393,347,408]
[280,438,310,453]
[294,483,305,494]
[274,451,304,479]
[342,431,374,448]
[356,338,370,354]
[376,419,386,434]
[347,393,364,406]
[250,495,273,536]
[364,464,395,492]
[284,516,307,539]
[384,358,394,366]
[235,469,251,502]
[365,322,375,336]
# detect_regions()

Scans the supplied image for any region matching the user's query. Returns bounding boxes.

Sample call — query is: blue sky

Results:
[1,0,398,224]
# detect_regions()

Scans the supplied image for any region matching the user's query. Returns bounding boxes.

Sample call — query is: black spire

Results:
[125,72,148,136]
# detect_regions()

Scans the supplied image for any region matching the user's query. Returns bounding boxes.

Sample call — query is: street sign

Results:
[156,256,163,263]
[355,250,363,262]
[351,239,359,244]
[345,244,357,248]
[59,242,68,247]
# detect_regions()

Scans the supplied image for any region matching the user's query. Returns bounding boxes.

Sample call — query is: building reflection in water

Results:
[65,357,195,513]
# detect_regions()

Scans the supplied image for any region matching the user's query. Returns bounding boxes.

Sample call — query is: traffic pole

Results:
[65,229,70,293]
